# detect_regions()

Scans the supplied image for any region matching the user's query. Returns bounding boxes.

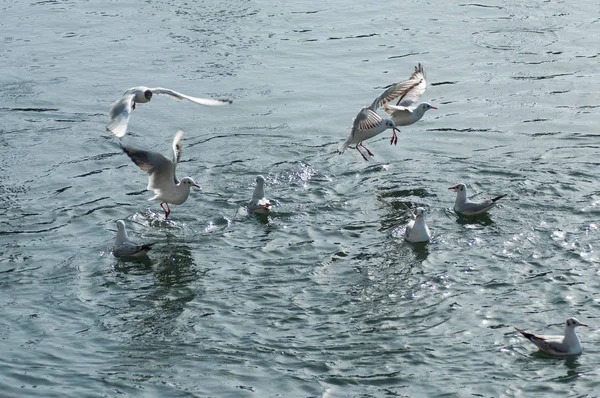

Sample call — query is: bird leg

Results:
[132,102,136,110]
[360,142,374,157]
[160,202,171,219]
[390,128,399,146]
[356,146,369,161]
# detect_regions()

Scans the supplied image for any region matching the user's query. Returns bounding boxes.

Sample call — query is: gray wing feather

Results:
[351,107,383,137]
[115,242,154,257]
[370,79,423,111]
[461,199,495,215]
[121,145,175,192]
[396,63,428,107]
[151,87,232,106]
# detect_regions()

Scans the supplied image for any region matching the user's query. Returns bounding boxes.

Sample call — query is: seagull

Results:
[247,175,272,215]
[449,183,507,215]
[121,130,199,219]
[515,317,588,356]
[379,63,437,130]
[404,207,431,243]
[106,86,232,138]
[337,97,400,161]
[114,220,155,257]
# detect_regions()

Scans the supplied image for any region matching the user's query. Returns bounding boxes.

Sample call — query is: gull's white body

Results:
[384,102,437,127]
[107,86,232,138]
[114,220,154,257]
[515,317,587,356]
[449,183,506,215]
[380,63,437,127]
[121,130,199,218]
[404,207,431,243]
[248,175,271,215]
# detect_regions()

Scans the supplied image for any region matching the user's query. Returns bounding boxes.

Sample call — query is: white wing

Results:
[106,94,135,138]
[395,63,428,107]
[370,79,422,111]
[150,87,232,107]
[172,130,183,166]
[351,107,384,137]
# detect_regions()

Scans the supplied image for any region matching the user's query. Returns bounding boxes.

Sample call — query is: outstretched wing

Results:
[171,130,184,183]
[370,79,422,111]
[121,145,175,192]
[106,94,135,138]
[351,107,384,137]
[150,87,232,106]
[396,63,428,107]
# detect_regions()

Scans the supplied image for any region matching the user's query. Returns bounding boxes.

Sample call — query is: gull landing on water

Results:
[515,318,588,356]
[114,220,155,257]
[337,102,400,161]
[404,207,431,243]
[449,183,507,216]
[121,130,200,219]
[106,86,232,138]
[247,175,272,215]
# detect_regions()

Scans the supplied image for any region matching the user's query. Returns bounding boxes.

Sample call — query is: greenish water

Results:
[1,0,600,396]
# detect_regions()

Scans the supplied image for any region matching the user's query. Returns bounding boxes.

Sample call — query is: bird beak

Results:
[394,127,401,134]
[579,323,588,327]
[193,184,200,188]
[448,185,457,191]
[431,106,438,110]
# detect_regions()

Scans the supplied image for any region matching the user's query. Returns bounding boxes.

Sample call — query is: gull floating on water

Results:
[381,63,437,129]
[107,86,232,138]
[404,207,431,243]
[449,183,506,215]
[247,175,272,215]
[114,220,155,257]
[121,130,199,219]
[515,317,587,356]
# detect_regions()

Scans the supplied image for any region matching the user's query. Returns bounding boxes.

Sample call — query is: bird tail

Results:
[337,137,352,155]
[492,194,507,203]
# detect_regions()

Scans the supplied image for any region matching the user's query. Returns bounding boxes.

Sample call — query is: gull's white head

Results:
[415,207,426,218]
[116,220,126,231]
[256,175,266,186]
[180,177,200,188]
[566,318,588,328]
[448,183,466,193]
[419,102,438,112]
[384,119,400,135]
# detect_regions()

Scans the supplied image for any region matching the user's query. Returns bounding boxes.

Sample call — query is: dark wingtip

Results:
[141,243,156,251]
[492,194,508,203]
[514,327,535,340]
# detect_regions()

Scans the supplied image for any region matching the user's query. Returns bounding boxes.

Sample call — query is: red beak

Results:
[448,185,457,191]
[431,106,438,110]
[193,184,200,188]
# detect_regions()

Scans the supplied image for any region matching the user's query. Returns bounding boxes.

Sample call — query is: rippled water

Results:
[1,0,600,396]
